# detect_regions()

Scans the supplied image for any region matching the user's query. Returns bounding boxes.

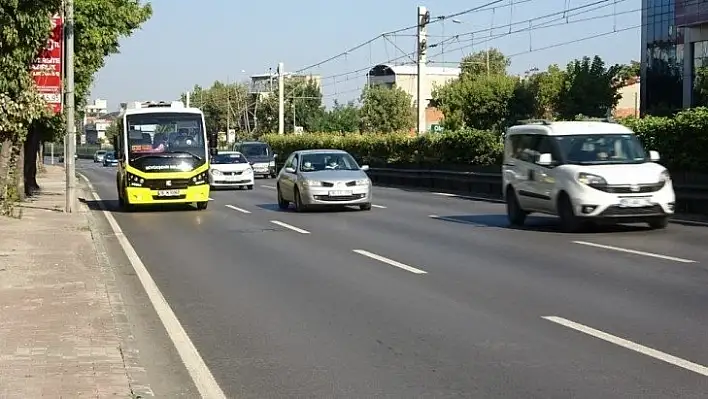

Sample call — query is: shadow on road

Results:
[78,197,197,213]
[255,203,364,214]
[431,214,653,234]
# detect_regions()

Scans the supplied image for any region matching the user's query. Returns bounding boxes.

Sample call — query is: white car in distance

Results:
[209,151,254,190]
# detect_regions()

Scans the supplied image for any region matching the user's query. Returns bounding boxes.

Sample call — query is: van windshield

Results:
[240,143,269,157]
[556,134,648,165]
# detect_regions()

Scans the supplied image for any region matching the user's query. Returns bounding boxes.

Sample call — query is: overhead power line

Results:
[293,0,526,74]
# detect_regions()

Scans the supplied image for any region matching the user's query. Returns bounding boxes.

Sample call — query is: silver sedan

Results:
[276,149,372,211]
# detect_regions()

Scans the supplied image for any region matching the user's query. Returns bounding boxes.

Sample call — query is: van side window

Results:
[509,134,539,163]
[535,136,561,164]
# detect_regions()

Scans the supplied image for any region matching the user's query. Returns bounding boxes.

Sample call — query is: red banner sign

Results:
[31,14,63,114]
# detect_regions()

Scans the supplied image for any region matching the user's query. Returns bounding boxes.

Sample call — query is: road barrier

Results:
[366,167,708,216]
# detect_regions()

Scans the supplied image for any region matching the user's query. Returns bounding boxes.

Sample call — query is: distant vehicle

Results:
[276,149,372,212]
[232,141,276,178]
[209,151,254,190]
[93,149,107,163]
[102,151,118,167]
[502,119,675,232]
[112,100,216,211]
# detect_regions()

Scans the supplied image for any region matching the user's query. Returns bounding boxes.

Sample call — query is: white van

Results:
[502,120,675,232]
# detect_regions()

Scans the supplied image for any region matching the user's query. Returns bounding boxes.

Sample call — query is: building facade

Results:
[641,0,708,115]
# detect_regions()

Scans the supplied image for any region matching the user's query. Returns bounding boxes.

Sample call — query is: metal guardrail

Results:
[366,167,708,216]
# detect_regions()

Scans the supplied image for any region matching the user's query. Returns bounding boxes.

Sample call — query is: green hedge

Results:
[263,129,503,168]
[262,107,708,172]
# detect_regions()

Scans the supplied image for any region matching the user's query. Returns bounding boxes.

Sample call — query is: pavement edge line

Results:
[78,173,227,399]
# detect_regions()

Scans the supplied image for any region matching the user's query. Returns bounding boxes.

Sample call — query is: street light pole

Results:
[278,62,285,135]
[64,0,76,213]
[416,6,429,135]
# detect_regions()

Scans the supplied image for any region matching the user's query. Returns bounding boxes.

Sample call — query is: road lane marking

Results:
[261,184,276,190]
[543,316,708,377]
[270,220,310,234]
[372,204,386,209]
[433,192,458,197]
[225,205,250,214]
[352,249,427,274]
[432,192,505,203]
[208,197,214,201]
[572,241,695,263]
[77,174,227,398]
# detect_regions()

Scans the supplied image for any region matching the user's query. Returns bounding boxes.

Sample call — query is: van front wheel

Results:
[506,188,527,226]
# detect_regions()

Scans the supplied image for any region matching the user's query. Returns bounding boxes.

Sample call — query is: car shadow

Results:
[430,214,653,234]
[78,197,197,213]
[255,203,362,213]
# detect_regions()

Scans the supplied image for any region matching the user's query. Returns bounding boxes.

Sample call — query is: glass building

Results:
[641,0,708,115]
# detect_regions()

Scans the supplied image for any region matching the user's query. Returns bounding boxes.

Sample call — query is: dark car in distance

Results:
[103,151,118,167]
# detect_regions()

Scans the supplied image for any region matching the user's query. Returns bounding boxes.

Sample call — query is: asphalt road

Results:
[78,159,708,398]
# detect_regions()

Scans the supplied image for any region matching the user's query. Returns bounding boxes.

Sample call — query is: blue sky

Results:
[90,0,641,110]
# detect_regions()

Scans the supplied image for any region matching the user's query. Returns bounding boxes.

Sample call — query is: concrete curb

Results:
[76,176,155,398]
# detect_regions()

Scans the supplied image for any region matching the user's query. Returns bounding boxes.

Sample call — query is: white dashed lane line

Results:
[270,220,310,234]
[261,185,276,190]
[572,241,696,263]
[372,204,386,209]
[352,249,427,274]
[543,316,708,377]
[225,205,251,214]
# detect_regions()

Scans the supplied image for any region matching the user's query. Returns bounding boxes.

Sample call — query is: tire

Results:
[196,201,208,210]
[648,217,669,229]
[293,188,305,212]
[505,187,527,226]
[277,184,289,210]
[360,203,372,211]
[247,185,254,190]
[558,194,582,233]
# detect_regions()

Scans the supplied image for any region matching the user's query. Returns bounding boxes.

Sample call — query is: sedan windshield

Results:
[299,152,360,171]
[556,134,647,165]
[212,153,248,164]
[241,144,269,157]
[105,152,115,159]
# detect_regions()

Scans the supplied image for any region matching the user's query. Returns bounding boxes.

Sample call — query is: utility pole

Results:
[185,91,190,107]
[486,48,490,76]
[416,6,429,135]
[278,62,284,135]
[226,75,230,138]
[64,0,76,213]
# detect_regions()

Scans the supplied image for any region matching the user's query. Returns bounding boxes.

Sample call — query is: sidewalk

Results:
[0,166,135,398]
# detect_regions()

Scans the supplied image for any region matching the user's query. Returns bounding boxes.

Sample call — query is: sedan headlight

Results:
[577,172,607,186]
[659,170,671,183]
[355,178,370,186]
[269,160,275,167]
[211,169,222,175]
[244,168,253,174]
[303,180,322,187]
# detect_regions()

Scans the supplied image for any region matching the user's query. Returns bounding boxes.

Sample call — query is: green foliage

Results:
[181,81,249,133]
[460,48,509,78]
[434,74,522,132]
[359,85,414,133]
[73,0,153,110]
[525,64,565,119]
[555,55,622,119]
[312,100,360,132]
[254,78,325,134]
[259,107,708,174]
[262,129,502,167]
[617,60,640,82]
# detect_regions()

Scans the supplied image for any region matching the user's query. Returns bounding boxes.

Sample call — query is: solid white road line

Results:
[225,204,251,214]
[352,249,427,274]
[372,204,386,209]
[270,220,310,234]
[77,174,227,398]
[572,241,696,263]
[433,192,458,197]
[261,184,276,190]
[432,191,505,203]
[543,316,708,377]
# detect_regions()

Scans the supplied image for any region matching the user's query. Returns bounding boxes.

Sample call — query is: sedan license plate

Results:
[157,189,180,197]
[328,190,352,197]
[618,197,651,207]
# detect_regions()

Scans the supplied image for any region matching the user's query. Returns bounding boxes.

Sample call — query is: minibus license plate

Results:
[157,189,179,197]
